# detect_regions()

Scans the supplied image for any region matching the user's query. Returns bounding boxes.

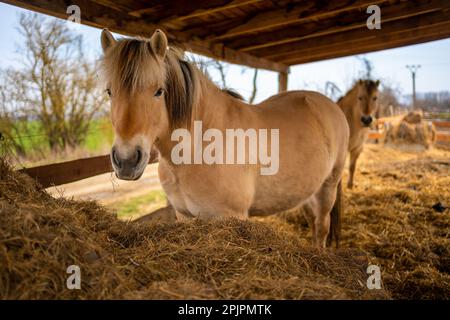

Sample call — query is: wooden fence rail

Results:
[19,150,158,188]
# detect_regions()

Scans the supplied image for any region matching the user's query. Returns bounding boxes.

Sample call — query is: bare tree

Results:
[1,13,106,154]
[325,81,342,101]
[212,60,228,88]
[194,55,259,103]
[248,68,258,103]
[357,56,374,80]
[377,82,404,117]
[195,56,228,88]
[0,74,29,157]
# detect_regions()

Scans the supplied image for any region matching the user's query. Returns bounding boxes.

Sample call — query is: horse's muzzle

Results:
[360,115,373,127]
[111,146,148,180]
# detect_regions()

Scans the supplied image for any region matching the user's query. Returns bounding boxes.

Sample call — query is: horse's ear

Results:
[150,29,168,58]
[101,29,116,53]
[375,80,380,87]
[358,79,364,85]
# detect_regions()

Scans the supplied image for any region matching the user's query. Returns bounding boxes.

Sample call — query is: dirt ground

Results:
[46,163,162,206]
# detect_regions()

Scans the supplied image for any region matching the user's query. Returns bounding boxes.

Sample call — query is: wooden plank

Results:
[161,0,261,23]
[210,0,386,41]
[282,22,450,65]
[368,131,383,140]
[184,41,289,72]
[367,131,450,142]
[437,132,450,142]
[130,0,260,21]
[278,71,288,92]
[0,0,288,73]
[432,120,450,128]
[89,0,137,13]
[273,13,450,63]
[227,0,449,52]
[283,32,450,65]
[252,7,450,60]
[19,150,159,188]
[378,118,450,128]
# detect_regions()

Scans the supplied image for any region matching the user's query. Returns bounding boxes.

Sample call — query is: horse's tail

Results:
[327,180,342,248]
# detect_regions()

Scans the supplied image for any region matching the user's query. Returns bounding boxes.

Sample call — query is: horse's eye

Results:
[154,88,163,97]
[106,89,111,97]
[358,97,363,101]
[373,97,377,101]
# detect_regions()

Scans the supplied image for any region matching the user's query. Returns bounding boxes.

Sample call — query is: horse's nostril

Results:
[361,116,373,125]
[135,148,142,165]
[112,149,121,168]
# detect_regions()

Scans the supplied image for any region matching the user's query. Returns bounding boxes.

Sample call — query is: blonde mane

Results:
[101,37,202,129]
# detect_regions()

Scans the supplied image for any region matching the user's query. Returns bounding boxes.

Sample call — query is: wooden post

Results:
[278,70,288,93]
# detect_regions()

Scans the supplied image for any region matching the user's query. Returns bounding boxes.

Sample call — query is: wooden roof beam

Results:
[254,9,450,60]
[129,0,261,21]
[283,31,450,66]
[226,0,449,52]
[280,21,450,65]
[184,40,289,72]
[89,0,137,13]
[210,0,387,41]
[1,0,287,73]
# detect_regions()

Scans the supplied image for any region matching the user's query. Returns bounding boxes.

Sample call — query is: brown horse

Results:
[338,80,380,189]
[100,29,349,248]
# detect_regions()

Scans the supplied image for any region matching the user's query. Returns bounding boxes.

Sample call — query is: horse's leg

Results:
[302,201,317,246]
[313,179,341,248]
[133,204,176,224]
[175,209,194,221]
[348,146,362,189]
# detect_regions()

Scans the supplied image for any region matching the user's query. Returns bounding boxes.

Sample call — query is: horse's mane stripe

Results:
[165,56,197,129]
[222,88,245,101]
[362,79,379,93]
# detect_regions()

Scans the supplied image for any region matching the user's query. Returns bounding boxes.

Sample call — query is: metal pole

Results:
[406,65,421,109]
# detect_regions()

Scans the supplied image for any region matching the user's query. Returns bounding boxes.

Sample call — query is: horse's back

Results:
[257,90,349,149]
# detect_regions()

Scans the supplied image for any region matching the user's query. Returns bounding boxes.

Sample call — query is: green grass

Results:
[10,120,48,154]
[7,117,114,158]
[84,118,114,151]
[110,190,167,219]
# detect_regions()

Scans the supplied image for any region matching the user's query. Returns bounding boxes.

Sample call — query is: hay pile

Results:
[280,145,450,299]
[0,158,387,299]
[383,111,436,150]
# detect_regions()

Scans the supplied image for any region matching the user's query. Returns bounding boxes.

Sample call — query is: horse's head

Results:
[100,29,188,180]
[356,79,380,127]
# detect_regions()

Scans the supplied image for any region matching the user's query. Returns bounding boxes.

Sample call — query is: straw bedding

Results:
[1,143,449,299]
[0,158,387,299]
[279,145,450,299]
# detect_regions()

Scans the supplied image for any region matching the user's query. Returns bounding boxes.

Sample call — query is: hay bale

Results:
[383,111,436,151]
[403,110,423,124]
[0,158,388,299]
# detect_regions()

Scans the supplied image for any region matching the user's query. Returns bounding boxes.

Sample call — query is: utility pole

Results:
[406,65,421,109]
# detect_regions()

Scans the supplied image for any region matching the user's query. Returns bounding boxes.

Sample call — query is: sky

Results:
[1,2,449,104]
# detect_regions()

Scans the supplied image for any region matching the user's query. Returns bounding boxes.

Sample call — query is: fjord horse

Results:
[100,29,349,248]
[338,80,380,189]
